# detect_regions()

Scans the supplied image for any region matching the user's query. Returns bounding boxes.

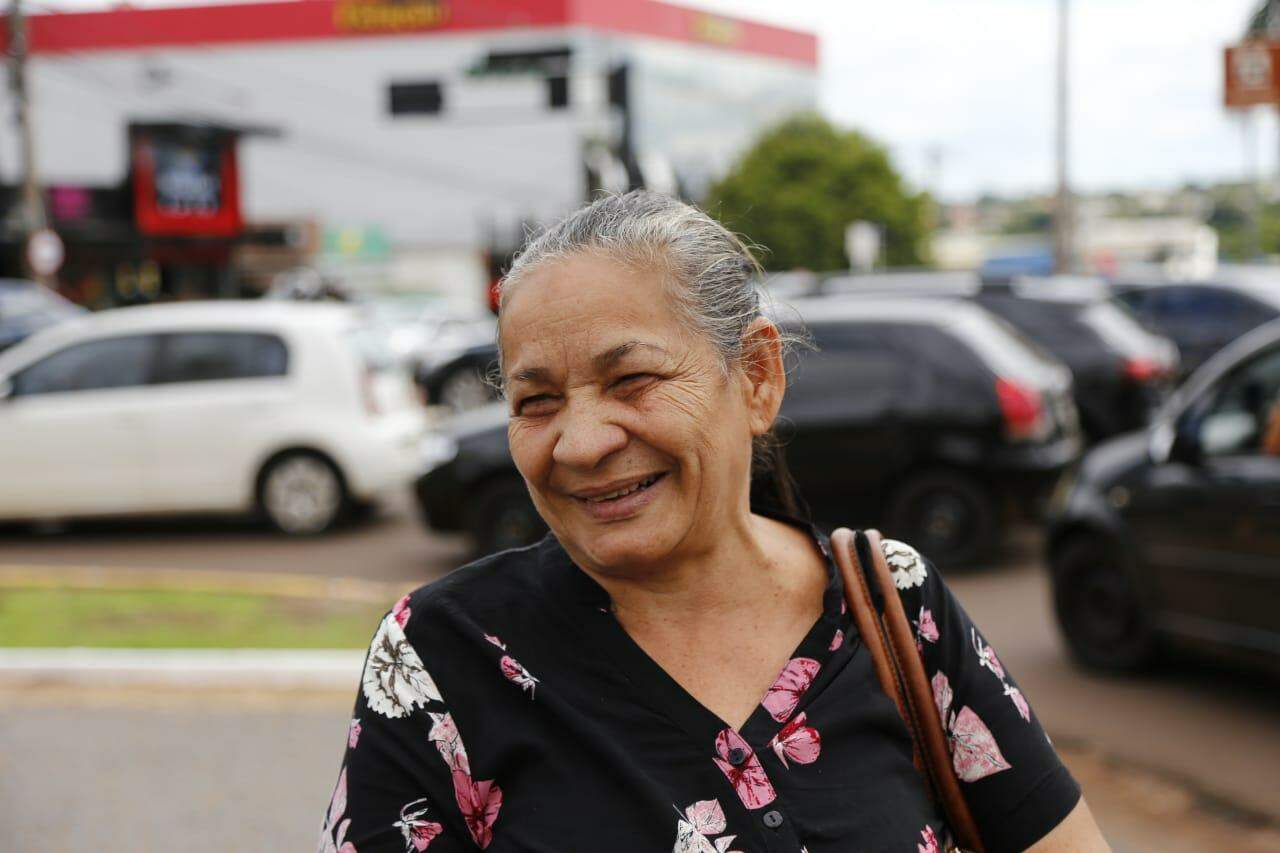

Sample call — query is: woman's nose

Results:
[551,402,628,469]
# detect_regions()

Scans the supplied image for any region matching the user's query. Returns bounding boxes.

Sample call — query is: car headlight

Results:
[419,433,458,473]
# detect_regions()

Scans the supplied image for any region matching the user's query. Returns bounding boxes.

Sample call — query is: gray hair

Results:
[495,190,808,517]
[497,190,796,376]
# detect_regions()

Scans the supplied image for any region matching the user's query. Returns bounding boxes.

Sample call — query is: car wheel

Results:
[885,471,997,567]
[440,367,493,413]
[1051,535,1158,672]
[259,453,348,535]
[470,480,546,556]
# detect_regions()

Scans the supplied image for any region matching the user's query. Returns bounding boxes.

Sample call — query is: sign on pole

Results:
[1225,41,1280,108]
[26,228,64,277]
[845,221,882,272]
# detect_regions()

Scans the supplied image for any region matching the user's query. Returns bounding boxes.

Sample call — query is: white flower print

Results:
[971,627,1032,722]
[882,538,928,589]
[499,655,539,698]
[394,797,444,851]
[671,800,743,853]
[362,613,442,719]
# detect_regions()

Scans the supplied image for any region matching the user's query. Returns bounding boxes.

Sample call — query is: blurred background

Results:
[1,0,1279,850]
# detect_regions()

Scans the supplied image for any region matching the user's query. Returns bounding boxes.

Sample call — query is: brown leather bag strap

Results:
[831,527,986,853]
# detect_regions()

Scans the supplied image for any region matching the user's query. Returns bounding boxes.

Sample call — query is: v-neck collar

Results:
[536,514,859,750]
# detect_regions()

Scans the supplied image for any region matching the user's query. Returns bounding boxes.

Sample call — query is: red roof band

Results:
[15,0,818,67]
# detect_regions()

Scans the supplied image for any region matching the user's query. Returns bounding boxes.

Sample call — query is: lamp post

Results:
[1052,0,1073,274]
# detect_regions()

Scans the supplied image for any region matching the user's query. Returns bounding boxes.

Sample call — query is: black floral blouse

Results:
[319,522,1080,853]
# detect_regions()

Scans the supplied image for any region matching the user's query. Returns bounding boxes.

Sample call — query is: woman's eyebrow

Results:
[509,366,551,385]
[593,341,667,371]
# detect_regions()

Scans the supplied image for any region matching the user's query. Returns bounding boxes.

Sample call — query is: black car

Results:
[1111,279,1280,378]
[1046,318,1280,674]
[971,288,1178,442]
[416,296,1082,566]
[0,279,84,352]
[416,342,501,412]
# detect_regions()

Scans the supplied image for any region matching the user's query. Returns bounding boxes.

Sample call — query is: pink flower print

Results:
[971,628,1005,679]
[347,718,361,750]
[1005,683,1031,722]
[950,706,1013,781]
[684,799,727,835]
[499,655,539,698]
[712,728,776,809]
[451,769,503,849]
[828,628,844,652]
[914,607,939,654]
[840,598,847,615]
[672,800,744,853]
[761,657,820,722]
[932,670,1012,782]
[392,594,412,629]
[427,712,470,775]
[317,766,358,853]
[394,798,444,851]
[483,634,506,650]
[917,824,940,853]
[767,711,821,768]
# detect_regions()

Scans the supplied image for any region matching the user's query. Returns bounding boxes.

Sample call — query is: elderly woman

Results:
[320,192,1109,853]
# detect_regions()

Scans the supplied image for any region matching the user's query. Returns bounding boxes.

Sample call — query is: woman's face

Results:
[500,252,774,575]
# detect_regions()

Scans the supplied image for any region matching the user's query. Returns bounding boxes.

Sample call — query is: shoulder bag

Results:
[830,527,986,853]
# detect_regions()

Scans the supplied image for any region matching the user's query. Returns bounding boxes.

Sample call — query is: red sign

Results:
[131,132,243,237]
[1225,41,1280,108]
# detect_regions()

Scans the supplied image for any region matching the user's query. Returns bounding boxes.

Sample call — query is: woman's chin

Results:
[570,523,680,576]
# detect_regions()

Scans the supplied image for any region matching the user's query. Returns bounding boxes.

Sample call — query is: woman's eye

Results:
[613,373,655,391]
[516,395,558,416]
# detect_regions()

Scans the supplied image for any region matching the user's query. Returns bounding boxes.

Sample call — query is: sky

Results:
[32,0,1275,201]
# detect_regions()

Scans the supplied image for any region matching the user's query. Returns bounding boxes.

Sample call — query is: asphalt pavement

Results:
[2,494,1279,850]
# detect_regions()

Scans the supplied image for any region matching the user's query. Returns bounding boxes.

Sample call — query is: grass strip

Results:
[0,586,389,649]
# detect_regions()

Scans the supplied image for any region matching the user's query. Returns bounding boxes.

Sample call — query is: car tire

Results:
[1051,535,1158,673]
[469,479,546,556]
[258,452,349,535]
[885,470,997,568]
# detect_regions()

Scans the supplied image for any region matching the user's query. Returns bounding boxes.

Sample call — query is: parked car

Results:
[416,296,1083,564]
[0,279,85,353]
[416,340,501,413]
[1046,318,1280,674]
[972,287,1179,441]
[0,301,426,534]
[1111,280,1280,378]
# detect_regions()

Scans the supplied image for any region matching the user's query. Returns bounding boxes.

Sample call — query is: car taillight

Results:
[361,369,382,416]
[1123,357,1164,382]
[996,377,1050,442]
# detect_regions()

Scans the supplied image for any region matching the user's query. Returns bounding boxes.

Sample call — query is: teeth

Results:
[587,475,657,502]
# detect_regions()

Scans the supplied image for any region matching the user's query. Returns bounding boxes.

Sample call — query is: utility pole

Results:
[7,0,49,280]
[1052,0,1073,274]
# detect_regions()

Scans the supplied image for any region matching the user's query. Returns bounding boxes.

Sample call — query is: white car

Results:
[0,301,427,534]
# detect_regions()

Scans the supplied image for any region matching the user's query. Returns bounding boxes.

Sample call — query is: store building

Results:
[1,0,817,310]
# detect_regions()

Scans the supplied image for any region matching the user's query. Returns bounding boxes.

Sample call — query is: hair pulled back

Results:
[497,190,806,518]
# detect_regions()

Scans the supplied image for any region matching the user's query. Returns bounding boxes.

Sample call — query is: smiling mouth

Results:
[579,473,667,503]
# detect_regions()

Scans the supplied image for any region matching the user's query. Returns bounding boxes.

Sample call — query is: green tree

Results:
[704,114,929,271]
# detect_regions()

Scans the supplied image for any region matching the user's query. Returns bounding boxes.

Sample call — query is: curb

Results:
[0,647,366,690]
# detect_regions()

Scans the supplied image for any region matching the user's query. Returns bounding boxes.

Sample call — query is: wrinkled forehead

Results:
[498,253,700,379]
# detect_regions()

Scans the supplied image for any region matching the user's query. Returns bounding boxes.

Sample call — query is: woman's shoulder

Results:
[392,535,562,630]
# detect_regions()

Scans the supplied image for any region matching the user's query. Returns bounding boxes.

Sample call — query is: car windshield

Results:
[948,308,1060,384]
[1079,301,1157,356]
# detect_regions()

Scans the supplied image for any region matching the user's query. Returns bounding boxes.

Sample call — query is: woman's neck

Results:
[586,513,825,633]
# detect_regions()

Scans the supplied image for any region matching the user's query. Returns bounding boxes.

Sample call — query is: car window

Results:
[154,332,289,384]
[975,295,1084,346]
[1149,287,1241,323]
[1080,302,1155,357]
[785,322,905,419]
[11,334,157,396]
[1197,346,1280,458]
[949,308,1059,384]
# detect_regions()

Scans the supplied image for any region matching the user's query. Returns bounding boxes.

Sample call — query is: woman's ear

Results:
[740,317,786,437]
